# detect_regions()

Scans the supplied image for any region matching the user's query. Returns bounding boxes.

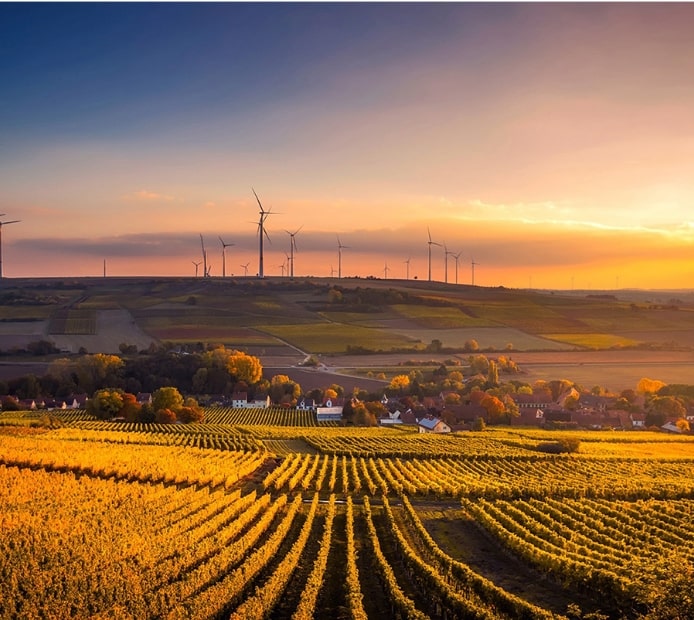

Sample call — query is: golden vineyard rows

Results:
[1,424,693,618]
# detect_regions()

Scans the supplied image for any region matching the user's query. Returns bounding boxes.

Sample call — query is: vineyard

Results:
[1,420,693,618]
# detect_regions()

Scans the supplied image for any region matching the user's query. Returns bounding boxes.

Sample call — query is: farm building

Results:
[417,416,451,434]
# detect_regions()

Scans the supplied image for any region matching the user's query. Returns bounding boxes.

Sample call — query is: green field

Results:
[257,322,419,353]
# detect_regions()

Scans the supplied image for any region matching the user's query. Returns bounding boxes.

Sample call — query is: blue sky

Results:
[2,3,694,288]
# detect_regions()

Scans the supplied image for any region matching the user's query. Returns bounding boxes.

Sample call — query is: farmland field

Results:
[1,421,693,619]
[2,276,694,388]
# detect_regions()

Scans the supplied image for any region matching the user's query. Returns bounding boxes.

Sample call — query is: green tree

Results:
[76,354,124,393]
[152,386,184,413]
[87,388,125,420]
[352,402,377,426]
[269,374,301,405]
[647,396,686,427]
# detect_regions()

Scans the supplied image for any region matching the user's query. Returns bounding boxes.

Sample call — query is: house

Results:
[297,397,317,411]
[43,398,67,410]
[661,421,685,434]
[230,392,248,408]
[316,397,344,422]
[379,409,403,426]
[515,408,548,427]
[417,416,451,434]
[248,395,271,409]
[136,392,153,405]
[630,412,647,429]
[67,393,89,409]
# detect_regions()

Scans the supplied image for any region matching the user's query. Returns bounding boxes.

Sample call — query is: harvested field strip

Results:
[542,333,639,349]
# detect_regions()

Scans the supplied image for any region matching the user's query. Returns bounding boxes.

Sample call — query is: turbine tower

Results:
[192,260,201,277]
[404,257,411,280]
[427,227,441,282]
[240,262,250,277]
[471,258,479,286]
[337,236,349,279]
[252,188,275,278]
[199,234,210,277]
[444,242,456,284]
[453,252,461,285]
[285,226,302,278]
[383,261,390,279]
[0,215,20,279]
[218,237,234,278]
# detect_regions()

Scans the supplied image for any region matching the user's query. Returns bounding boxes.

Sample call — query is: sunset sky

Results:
[2,3,694,289]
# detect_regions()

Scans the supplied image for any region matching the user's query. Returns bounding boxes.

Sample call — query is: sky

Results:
[2,2,694,290]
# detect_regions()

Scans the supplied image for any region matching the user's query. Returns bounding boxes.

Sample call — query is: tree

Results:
[155,408,177,423]
[226,351,263,384]
[120,393,142,422]
[444,392,461,405]
[472,416,486,431]
[427,339,443,353]
[480,394,505,423]
[468,354,489,375]
[152,387,184,413]
[76,354,124,393]
[643,394,688,428]
[1,395,19,411]
[269,374,301,405]
[464,339,479,352]
[486,360,499,387]
[178,397,205,423]
[637,377,667,395]
[388,374,411,394]
[88,388,125,420]
[352,402,377,426]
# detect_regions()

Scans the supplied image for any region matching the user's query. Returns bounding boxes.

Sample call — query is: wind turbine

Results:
[427,227,441,282]
[330,265,336,278]
[252,188,276,278]
[383,261,390,279]
[218,237,234,278]
[192,260,201,277]
[471,258,479,286]
[444,242,456,284]
[0,215,20,279]
[404,257,411,280]
[337,236,349,279]
[285,226,302,278]
[199,234,210,277]
[240,262,250,277]
[453,252,461,285]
